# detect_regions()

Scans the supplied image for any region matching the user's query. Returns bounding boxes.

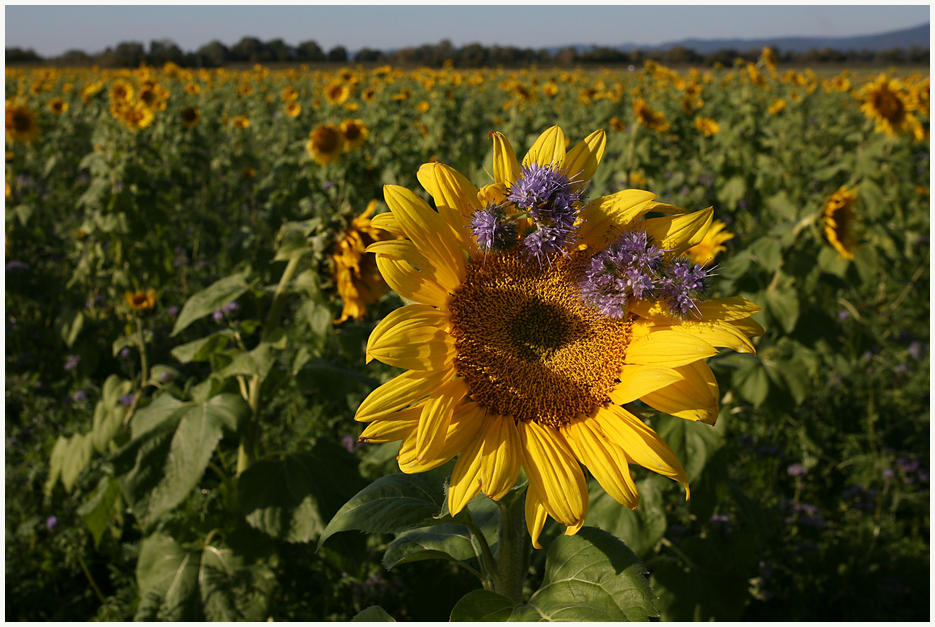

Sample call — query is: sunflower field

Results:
[5,53,930,622]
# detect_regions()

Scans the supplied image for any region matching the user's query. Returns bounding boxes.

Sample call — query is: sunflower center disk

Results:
[448,251,631,428]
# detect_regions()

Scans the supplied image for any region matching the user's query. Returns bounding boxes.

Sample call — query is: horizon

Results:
[5,5,931,58]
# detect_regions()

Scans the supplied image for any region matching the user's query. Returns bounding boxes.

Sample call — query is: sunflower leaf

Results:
[352,606,396,621]
[450,527,658,621]
[171,271,253,337]
[318,461,454,550]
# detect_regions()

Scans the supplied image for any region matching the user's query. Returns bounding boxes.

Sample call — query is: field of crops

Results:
[5,53,930,621]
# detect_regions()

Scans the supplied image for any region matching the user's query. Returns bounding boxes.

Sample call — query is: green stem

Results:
[462,515,498,590]
[236,255,304,476]
[135,316,149,388]
[495,494,528,604]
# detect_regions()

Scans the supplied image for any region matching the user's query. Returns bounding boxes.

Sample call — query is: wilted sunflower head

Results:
[355,126,764,548]
[124,289,157,312]
[823,186,859,260]
[48,98,68,115]
[340,118,369,151]
[5,102,40,143]
[332,200,393,323]
[181,106,201,128]
[306,123,344,165]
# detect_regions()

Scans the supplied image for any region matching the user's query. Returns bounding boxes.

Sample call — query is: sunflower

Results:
[340,118,369,151]
[762,47,777,73]
[823,186,859,260]
[609,116,627,132]
[361,87,377,104]
[48,98,68,115]
[355,126,763,547]
[5,101,40,143]
[113,100,155,131]
[324,82,350,105]
[332,200,393,323]
[306,123,344,165]
[185,81,201,95]
[694,117,720,137]
[109,79,134,104]
[686,219,734,267]
[858,74,919,138]
[181,106,201,128]
[124,289,157,312]
[281,86,299,102]
[285,102,302,118]
[633,98,669,133]
[232,115,250,130]
[768,98,786,115]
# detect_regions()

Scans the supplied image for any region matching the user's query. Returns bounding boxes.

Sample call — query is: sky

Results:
[4,4,931,58]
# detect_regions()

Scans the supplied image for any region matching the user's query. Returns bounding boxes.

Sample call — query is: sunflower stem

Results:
[495,493,528,604]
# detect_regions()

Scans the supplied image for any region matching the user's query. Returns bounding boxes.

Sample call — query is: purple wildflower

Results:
[119,347,131,358]
[221,301,240,314]
[72,390,87,402]
[6,261,30,272]
[118,394,134,406]
[837,310,851,322]
[506,163,584,260]
[46,516,58,531]
[471,205,516,252]
[167,305,180,317]
[213,310,224,323]
[787,463,807,477]
[578,230,663,318]
[64,354,81,371]
[524,224,570,260]
[657,256,712,318]
[908,341,923,360]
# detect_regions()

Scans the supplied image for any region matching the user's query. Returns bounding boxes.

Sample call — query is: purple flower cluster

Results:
[577,230,713,319]
[578,231,663,318]
[505,163,583,260]
[471,204,516,253]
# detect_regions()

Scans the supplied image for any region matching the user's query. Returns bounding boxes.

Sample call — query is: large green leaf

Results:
[199,545,277,621]
[239,438,367,543]
[318,463,453,549]
[764,285,800,334]
[171,271,252,336]
[218,342,276,379]
[352,606,396,621]
[383,523,481,570]
[112,393,248,529]
[584,478,667,559]
[652,414,724,484]
[170,330,236,364]
[135,533,204,621]
[450,527,657,621]
[91,375,132,454]
[78,475,123,548]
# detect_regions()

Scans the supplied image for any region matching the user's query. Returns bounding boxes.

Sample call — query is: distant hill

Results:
[550,22,929,55]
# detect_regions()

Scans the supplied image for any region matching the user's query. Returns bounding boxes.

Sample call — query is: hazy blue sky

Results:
[5,5,931,58]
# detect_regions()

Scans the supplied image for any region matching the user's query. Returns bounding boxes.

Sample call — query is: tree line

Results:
[6,36,930,68]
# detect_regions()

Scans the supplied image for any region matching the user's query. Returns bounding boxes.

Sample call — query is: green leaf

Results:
[170,330,236,363]
[764,285,800,334]
[750,237,783,273]
[318,463,453,549]
[450,590,519,621]
[44,436,68,497]
[171,272,252,337]
[653,414,724,484]
[273,224,312,261]
[57,308,84,348]
[383,523,481,571]
[135,533,203,621]
[353,606,396,621]
[584,478,667,558]
[113,393,248,529]
[732,358,770,407]
[765,191,798,220]
[218,342,276,379]
[78,475,122,548]
[719,176,746,210]
[450,528,657,621]
[61,433,94,493]
[90,380,131,454]
[199,545,277,621]
[239,439,367,543]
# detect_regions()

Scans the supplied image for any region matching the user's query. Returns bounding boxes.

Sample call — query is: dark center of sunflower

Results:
[315,129,339,152]
[13,111,32,132]
[344,124,361,141]
[875,89,904,121]
[448,251,631,428]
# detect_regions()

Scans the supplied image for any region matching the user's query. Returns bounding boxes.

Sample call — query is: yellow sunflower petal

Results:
[577,190,659,250]
[477,183,508,207]
[519,419,587,528]
[629,295,761,322]
[366,304,455,370]
[369,212,405,237]
[490,131,521,186]
[643,206,714,256]
[626,329,719,367]
[417,162,480,250]
[479,414,522,500]
[523,125,566,169]
[564,418,640,509]
[399,400,486,474]
[609,364,684,405]
[594,404,689,496]
[358,404,422,443]
[448,423,486,516]
[664,319,757,354]
[641,360,720,425]
[367,239,444,286]
[375,255,451,310]
[383,184,466,289]
[354,367,454,423]
[416,377,469,461]
[729,316,766,339]
[562,129,606,192]
[525,481,549,550]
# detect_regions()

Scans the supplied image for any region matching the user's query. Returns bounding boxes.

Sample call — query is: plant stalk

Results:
[495,493,528,604]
